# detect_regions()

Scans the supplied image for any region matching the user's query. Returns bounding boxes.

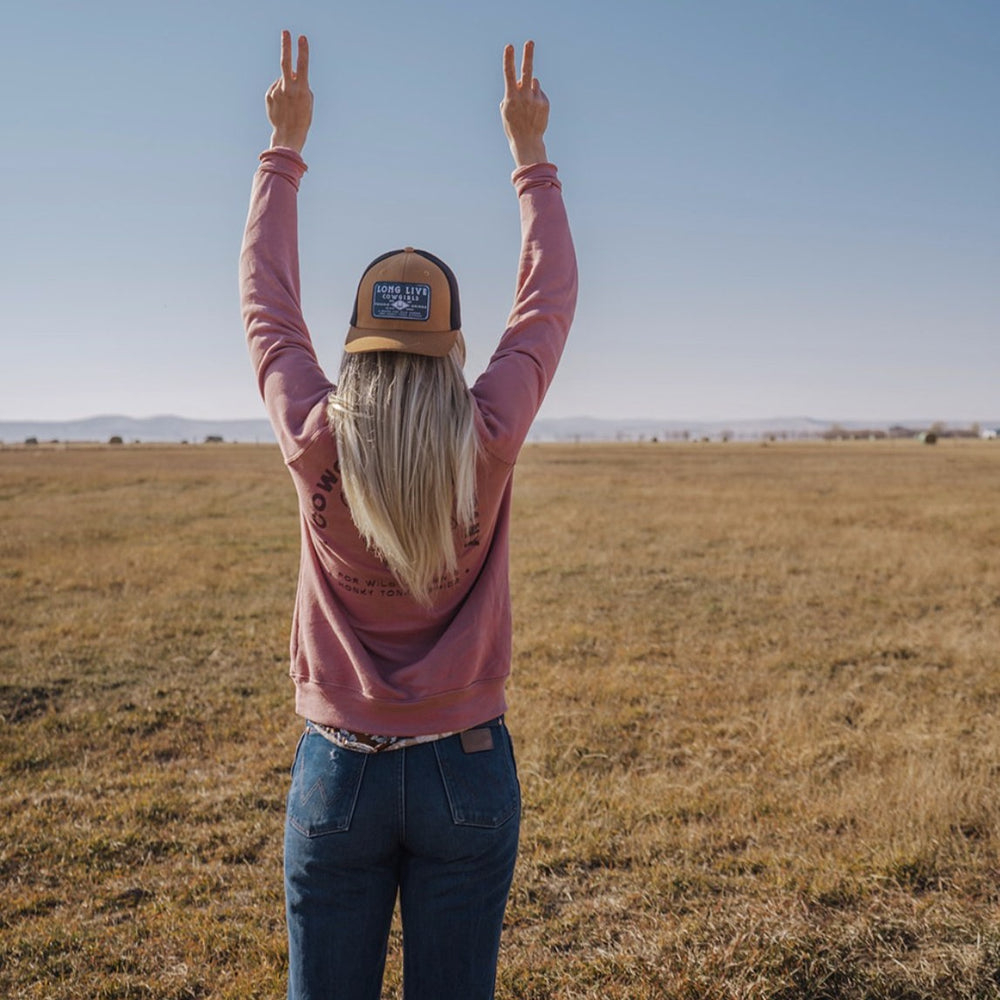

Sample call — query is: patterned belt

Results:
[308,720,458,754]
[308,716,502,755]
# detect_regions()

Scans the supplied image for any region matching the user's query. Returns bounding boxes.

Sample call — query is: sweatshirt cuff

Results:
[258,147,309,187]
[511,162,561,195]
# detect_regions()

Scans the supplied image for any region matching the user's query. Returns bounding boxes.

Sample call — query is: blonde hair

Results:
[327,345,478,607]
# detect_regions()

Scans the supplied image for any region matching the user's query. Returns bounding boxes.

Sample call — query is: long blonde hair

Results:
[327,345,478,606]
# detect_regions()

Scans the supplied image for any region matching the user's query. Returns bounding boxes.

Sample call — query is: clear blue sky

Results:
[3,0,997,423]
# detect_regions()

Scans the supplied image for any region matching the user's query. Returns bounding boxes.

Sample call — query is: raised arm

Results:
[241,32,332,459]
[473,41,577,462]
[500,41,549,168]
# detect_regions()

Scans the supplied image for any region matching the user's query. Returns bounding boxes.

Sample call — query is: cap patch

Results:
[371,282,431,322]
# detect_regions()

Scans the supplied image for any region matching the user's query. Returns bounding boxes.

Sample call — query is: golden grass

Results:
[2,440,1000,998]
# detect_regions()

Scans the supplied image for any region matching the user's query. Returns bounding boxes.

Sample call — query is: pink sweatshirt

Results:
[240,147,577,735]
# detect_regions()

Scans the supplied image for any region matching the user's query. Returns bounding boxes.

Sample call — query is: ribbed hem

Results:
[258,146,308,185]
[292,675,509,737]
[512,161,560,194]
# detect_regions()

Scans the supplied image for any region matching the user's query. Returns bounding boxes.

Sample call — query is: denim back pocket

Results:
[433,724,520,829]
[287,729,367,837]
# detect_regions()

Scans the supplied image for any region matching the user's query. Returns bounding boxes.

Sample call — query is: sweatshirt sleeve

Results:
[471,162,578,464]
[240,147,335,460]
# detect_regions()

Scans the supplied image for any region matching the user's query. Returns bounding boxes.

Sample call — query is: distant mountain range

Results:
[1,414,997,445]
[0,415,277,445]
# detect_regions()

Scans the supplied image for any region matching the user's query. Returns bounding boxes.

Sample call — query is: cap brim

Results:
[344,326,460,358]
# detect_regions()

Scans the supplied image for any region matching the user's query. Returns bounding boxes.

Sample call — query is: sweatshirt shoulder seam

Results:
[286,420,334,466]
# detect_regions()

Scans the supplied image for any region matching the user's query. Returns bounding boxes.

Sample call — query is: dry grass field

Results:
[2,440,1000,999]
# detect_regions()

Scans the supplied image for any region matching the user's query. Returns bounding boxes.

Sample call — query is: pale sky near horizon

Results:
[3,0,997,424]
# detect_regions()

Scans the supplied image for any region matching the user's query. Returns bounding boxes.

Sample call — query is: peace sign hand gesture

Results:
[267,31,314,153]
[501,41,550,168]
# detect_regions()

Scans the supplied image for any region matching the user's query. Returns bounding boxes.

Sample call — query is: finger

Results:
[280,29,293,83]
[520,40,534,89]
[296,34,309,84]
[503,43,516,94]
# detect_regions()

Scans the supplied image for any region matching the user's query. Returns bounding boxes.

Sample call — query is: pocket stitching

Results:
[287,735,367,838]
[433,732,520,829]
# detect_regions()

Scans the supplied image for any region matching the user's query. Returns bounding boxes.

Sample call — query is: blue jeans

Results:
[283,717,521,1000]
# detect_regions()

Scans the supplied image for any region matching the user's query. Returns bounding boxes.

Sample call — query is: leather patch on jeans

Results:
[460,728,495,754]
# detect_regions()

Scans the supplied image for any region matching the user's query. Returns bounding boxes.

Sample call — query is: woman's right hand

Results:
[501,41,549,167]
[267,31,313,153]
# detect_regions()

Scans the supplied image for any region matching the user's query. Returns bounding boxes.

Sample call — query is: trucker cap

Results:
[345,247,461,357]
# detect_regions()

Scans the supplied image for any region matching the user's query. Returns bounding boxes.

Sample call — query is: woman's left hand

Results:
[267,31,313,153]
[501,40,549,167]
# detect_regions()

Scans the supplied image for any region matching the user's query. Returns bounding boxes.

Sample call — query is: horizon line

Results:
[0,413,997,428]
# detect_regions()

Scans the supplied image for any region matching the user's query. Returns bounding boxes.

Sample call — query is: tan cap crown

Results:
[345,247,461,357]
